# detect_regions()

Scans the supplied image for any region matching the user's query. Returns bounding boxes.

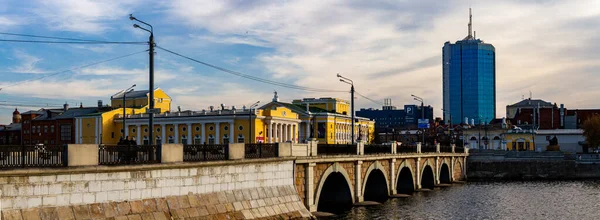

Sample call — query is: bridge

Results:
[0,141,467,219]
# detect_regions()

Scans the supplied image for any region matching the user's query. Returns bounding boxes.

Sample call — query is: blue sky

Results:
[1,0,599,124]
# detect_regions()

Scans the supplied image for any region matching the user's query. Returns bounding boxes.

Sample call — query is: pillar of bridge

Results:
[305,162,317,212]
[355,160,364,202]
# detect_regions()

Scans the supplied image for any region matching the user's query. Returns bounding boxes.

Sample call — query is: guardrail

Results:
[317,144,357,155]
[245,143,278,159]
[98,145,160,165]
[421,145,437,153]
[0,145,67,169]
[364,144,391,154]
[440,146,453,153]
[184,144,229,162]
[397,145,417,153]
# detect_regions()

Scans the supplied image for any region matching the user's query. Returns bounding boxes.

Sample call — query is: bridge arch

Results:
[420,159,435,189]
[438,158,451,184]
[362,161,390,202]
[396,160,415,194]
[314,162,355,213]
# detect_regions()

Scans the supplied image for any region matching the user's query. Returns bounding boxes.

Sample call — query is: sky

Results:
[0,0,599,124]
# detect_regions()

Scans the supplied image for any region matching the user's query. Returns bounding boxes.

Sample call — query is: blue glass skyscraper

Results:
[443,9,495,125]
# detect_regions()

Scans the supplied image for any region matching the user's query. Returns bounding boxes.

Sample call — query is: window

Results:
[36,126,40,133]
[237,134,244,143]
[238,126,243,131]
[182,127,187,132]
[169,127,173,132]
[181,135,187,144]
[132,128,136,133]
[60,125,72,141]
[50,125,54,133]
[168,136,174,144]
[194,135,202,144]
[156,128,161,132]
[196,126,200,131]
[208,135,215,144]
[143,136,149,145]
[144,128,148,133]
[223,134,230,144]
[209,126,214,131]
[224,126,229,131]
[111,132,115,138]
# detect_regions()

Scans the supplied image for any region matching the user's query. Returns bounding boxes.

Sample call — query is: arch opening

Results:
[317,172,353,213]
[396,167,414,194]
[440,163,451,184]
[421,165,435,189]
[363,169,388,202]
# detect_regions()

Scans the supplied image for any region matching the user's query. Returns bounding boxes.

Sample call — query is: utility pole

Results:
[337,74,355,144]
[122,84,136,140]
[412,95,425,145]
[130,14,155,144]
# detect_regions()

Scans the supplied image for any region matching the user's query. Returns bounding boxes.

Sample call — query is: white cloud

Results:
[79,66,146,76]
[8,51,47,74]
[33,0,141,34]
[167,0,600,118]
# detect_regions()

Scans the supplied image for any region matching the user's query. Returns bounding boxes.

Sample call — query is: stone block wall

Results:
[2,185,312,220]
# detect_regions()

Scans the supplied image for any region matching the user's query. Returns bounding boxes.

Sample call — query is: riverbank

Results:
[467,150,600,180]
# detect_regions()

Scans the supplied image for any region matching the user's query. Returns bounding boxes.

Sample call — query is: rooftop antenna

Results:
[468,8,473,39]
[474,31,476,39]
[529,90,532,100]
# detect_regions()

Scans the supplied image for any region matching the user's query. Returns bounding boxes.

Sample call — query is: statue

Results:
[547,135,560,151]
[549,135,558,146]
[272,90,279,102]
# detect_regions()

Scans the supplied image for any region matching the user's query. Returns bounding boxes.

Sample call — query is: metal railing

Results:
[455,146,465,153]
[440,146,453,153]
[364,144,391,154]
[397,145,417,153]
[0,145,67,169]
[421,144,437,153]
[317,144,357,155]
[98,145,160,165]
[184,144,228,161]
[245,143,278,159]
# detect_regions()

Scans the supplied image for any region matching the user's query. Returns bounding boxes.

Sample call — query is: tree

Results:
[582,115,600,151]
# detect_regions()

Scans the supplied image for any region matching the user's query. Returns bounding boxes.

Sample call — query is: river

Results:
[321,181,600,219]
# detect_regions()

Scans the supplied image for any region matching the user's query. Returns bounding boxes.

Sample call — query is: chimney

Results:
[97,100,103,108]
[63,103,69,111]
[80,102,83,108]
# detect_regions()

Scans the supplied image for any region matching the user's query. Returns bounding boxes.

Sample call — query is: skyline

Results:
[1,0,599,124]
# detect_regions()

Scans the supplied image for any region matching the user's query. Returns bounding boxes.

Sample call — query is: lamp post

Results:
[442,108,454,144]
[130,14,155,144]
[248,101,260,143]
[412,94,425,145]
[337,74,355,144]
[121,84,136,139]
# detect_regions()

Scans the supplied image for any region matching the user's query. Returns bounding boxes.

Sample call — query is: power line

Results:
[0,50,148,90]
[0,32,117,42]
[0,39,146,45]
[355,91,384,106]
[155,46,347,93]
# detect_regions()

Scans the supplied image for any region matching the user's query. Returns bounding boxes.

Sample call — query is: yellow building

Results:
[77,91,375,145]
[292,97,350,115]
[505,129,536,151]
[75,88,172,144]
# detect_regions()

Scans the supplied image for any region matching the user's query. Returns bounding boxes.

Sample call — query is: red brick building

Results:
[0,109,22,145]
[508,98,600,129]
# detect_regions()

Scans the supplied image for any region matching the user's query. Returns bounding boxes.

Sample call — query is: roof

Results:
[0,123,21,131]
[507,99,554,108]
[111,89,149,99]
[32,109,65,121]
[536,129,583,135]
[54,107,110,119]
[21,110,46,115]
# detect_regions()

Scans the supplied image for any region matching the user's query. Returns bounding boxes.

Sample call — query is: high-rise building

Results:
[443,8,496,125]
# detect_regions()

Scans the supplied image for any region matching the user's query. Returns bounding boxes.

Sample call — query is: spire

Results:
[468,8,473,39]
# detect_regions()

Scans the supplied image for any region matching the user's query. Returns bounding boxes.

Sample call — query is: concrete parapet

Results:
[278,143,292,157]
[291,144,309,157]
[228,143,245,160]
[357,141,365,155]
[67,144,99,167]
[160,144,183,163]
[308,139,318,156]
[390,142,398,154]
[436,143,441,153]
[417,142,422,153]
[451,144,456,153]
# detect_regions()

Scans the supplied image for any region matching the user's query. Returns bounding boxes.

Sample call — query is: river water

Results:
[323,181,600,219]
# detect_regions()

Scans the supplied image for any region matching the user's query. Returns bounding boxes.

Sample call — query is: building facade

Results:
[356,100,434,131]
[443,9,496,125]
[0,109,22,145]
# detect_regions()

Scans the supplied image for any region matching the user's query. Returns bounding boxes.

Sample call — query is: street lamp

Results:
[130,14,155,144]
[248,101,260,143]
[412,94,425,145]
[121,84,136,139]
[337,74,355,145]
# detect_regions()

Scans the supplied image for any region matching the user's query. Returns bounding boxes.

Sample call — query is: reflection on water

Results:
[321,181,600,219]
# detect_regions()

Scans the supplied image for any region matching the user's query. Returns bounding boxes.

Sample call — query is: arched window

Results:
[181,135,187,144]
[208,135,215,144]
[168,136,174,144]
[223,134,230,144]
[194,135,202,144]
[237,134,244,143]
[143,136,149,145]
[156,136,162,144]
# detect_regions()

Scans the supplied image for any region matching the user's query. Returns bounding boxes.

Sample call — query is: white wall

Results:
[535,134,584,153]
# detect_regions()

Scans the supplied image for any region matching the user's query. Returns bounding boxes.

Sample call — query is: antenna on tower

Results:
[468,8,473,39]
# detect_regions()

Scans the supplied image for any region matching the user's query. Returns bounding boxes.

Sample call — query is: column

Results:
[306,163,317,212]
[390,159,396,195]
[161,124,166,144]
[288,124,292,142]
[293,124,297,143]
[451,157,455,182]
[269,122,273,143]
[229,121,234,144]
[435,156,440,184]
[274,123,278,143]
[305,121,310,141]
[201,123,206,144]
[187,123,192,144]
[355,161,364,202]
[174,124,179,144]
[124,124,129,137]
[136,125,141,145]
[416,158,422,189]
[282,124,287,142]
[215,123,220,144]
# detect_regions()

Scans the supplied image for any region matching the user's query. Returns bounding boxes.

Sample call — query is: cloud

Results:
[7,51,48,74]
[79,66,146,76]
[33,0,141,34]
